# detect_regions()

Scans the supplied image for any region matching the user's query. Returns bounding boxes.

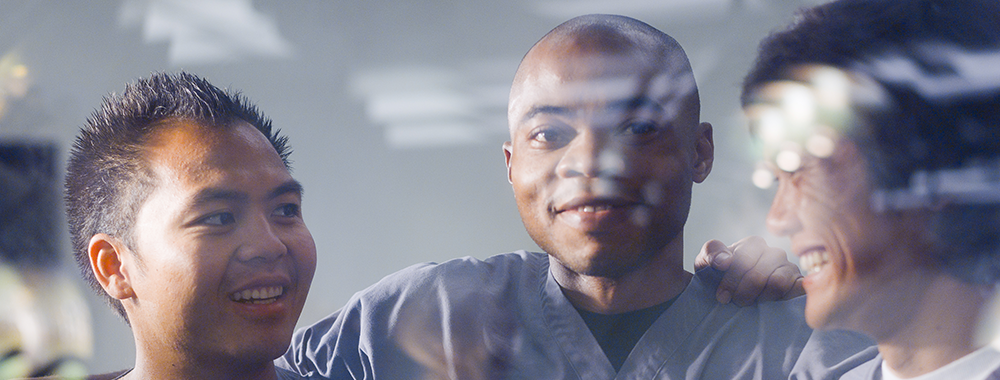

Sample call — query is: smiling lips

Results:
[552,196,642,232]
[230,286,284,304]
[571,204,613,213]
[555,196,635,214]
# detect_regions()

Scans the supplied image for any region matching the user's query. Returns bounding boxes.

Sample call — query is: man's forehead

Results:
[518,69,691,103]
[144,120,283,182]
[146,119,219,151]
[509,63,696,126]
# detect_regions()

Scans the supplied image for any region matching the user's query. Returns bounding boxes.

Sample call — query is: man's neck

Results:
[873,272,994,378]
[551,244,691,314]
[127,342,279,380]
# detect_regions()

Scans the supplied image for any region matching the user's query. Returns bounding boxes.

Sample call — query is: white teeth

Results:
[231,286,284,304]
[799,250,830,274]
[577,205,611,213]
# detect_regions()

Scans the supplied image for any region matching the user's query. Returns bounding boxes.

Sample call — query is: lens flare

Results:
[752,167,776,189]
[775,150,802,172]
[806,134,836,158]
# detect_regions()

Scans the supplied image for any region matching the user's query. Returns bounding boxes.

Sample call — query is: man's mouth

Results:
[799,249,830,275]
[230,286,284,304]
[573,204,615,213]
[555,196,633,214]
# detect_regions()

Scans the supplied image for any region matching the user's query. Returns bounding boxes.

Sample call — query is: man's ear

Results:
[692,122,714,183]
[89,234,135,300]
[503,141,514,184]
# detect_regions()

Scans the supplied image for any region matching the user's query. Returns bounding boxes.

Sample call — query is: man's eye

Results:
[274,204,300,218]
[621,120,658,135]
[531,129,559,143]
[201,212,236,226]
[528,126,573,148]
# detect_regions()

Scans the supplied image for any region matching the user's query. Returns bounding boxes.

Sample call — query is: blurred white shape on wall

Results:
[119,0,293,66]
[351,65,512,149]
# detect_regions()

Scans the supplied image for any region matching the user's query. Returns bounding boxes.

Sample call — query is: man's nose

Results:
[556,130,619,179]
[237,212,287,263]
[766,177,803,237]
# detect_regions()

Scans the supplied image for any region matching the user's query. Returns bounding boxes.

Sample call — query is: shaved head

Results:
[509,14,699,135]
[502,14,714,289]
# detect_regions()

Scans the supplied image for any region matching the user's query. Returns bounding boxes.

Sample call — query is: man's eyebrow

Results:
[520,105,572,124]
[269,180,304,200]
[191,188,248,206]
[520,97,664,124]
[189,180,303,206]
[607,96,664,113]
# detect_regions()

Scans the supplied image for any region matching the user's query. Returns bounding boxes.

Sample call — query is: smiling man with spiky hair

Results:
[65,72,316,380]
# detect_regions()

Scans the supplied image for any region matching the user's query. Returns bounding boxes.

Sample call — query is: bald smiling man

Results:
[278,15,875,379]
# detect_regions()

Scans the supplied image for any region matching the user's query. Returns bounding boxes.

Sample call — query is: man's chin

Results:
[224,331,295,362]
[557,256,637,279]
[234,344,288,364]
[804,303,844,331]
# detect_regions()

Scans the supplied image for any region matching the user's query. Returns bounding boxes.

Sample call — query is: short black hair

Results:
[65,72,290,320]
[743,0,1000,284]
[743,0,1000,104]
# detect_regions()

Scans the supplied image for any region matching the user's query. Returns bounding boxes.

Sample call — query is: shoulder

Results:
[792,330,879,379]
[688,268,808,317]
[835,352,881,380]
[297,250,547,333]
[281,251,548,379]
[662,272,812,350]
[362,250,545,294]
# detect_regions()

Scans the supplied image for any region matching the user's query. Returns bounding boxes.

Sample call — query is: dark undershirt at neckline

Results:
[574,297,678,372]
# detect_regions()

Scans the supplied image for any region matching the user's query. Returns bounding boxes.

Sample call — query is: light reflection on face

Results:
[764,140,904,330]
[747,67,924,333]
[504,45,713,279]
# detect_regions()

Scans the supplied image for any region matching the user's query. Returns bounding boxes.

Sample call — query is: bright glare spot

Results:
[776,150,802,172]
[782,83,816,126]
[11,64,28,78]
[598,150,626,177]
[752,168,776,189]
[986,290,1000,350]
[806,134,836,158]
[756,107,786,144]
[810,66,850,109]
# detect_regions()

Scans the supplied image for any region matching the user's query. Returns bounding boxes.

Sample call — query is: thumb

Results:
[696,240,733,271]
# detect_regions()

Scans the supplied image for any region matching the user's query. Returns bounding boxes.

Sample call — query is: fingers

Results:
[732,240,796,304]
[755,264,803,303]
[697,240,738,304]
[717,237,768,306]
[782,272,806,299]
[700,236,805,306]
[717,236,806,306]
[695,240,732,271]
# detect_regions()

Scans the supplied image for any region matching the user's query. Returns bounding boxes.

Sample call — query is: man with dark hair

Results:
[279,14,874,379]
[65,72,316,380]
[740,0,1000,377]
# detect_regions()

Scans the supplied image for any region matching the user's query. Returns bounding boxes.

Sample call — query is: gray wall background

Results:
[0,0,822,373]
